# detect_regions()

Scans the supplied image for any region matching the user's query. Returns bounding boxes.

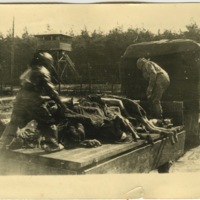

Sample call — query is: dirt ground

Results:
[149,145,200,173]
[170,145,200,173]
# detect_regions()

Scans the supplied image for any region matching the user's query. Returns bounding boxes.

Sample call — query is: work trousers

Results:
[1,89,58,146]
[149,74,170,119]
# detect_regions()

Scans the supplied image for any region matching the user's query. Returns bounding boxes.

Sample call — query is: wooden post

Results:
[80,76,83,94]
[57,51,61,93]
[0,65,2,95]
[111,76,114,94]
[118,61,122,95]
[88,63,92,93]
[10,17,15,94]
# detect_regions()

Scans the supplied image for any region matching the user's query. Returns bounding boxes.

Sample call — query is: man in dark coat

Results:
[137,58,170,119]
[0,52,66,152]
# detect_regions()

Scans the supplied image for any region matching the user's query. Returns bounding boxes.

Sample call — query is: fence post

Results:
[88,63,92,93]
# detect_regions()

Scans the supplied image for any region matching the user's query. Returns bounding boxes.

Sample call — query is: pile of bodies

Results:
[11,95,183,150]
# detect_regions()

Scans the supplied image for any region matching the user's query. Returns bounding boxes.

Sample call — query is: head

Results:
[30,52,54,69]
[136,57,148,70]
[30,52,59,83]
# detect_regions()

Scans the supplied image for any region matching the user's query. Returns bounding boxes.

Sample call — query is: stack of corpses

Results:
[10,95,183,150]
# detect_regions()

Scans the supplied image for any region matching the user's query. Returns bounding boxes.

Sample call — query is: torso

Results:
[20,66,51,95]
[142,61,169,81]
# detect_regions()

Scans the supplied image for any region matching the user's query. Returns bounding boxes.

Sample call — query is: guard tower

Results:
[34,33,78,92]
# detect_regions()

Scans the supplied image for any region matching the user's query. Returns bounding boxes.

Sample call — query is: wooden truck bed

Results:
[0,131,185,175]
[0,97,185,174]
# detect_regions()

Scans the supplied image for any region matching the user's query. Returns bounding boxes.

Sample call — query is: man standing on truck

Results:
[136,58,170,119]
[0,52,67,152]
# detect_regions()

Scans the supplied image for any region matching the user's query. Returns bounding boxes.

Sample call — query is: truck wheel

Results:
[157,161,173,173]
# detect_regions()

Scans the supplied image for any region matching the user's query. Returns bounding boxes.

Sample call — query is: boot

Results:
[40,125,64,153]
[42,137,64,153]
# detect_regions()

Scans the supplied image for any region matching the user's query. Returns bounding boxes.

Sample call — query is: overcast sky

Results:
[0,3,200,36]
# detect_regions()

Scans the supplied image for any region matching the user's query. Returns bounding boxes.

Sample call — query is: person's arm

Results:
[101,97,130,117]
[41,71,95,124]
[146,62,157,99]
[40,70,68,112]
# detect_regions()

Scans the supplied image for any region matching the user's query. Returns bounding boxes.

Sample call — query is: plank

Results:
[9,133,168,170]
[84,131,185,174]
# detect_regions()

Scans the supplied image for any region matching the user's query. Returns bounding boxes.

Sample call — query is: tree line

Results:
[0,22,200,88]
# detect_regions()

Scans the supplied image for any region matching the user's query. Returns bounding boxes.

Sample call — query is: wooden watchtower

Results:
[34,33,78,92]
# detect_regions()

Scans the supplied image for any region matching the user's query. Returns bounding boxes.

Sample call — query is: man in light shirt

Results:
[137,58,170,119]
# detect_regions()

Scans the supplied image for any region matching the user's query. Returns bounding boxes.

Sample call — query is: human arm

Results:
[146,62,157,99]
[101,97,130,118]
[40,69,68,112]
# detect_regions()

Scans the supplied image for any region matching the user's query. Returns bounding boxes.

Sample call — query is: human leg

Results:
[150,84,164,119]
[150,75,170,119]
[0,103,32,149]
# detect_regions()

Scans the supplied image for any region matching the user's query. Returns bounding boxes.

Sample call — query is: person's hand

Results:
[80,139,102,148]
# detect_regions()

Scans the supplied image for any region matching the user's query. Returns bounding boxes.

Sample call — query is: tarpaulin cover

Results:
[122,39,200,58]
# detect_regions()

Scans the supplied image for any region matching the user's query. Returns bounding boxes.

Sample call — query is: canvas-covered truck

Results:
[120,39,200,150]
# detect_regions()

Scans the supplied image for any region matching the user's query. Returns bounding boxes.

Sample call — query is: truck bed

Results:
[0,131,185,175]
[0,97,185,174]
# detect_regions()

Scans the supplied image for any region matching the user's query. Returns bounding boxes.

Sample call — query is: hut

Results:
[34,33,72,51]
[34,33,78,92]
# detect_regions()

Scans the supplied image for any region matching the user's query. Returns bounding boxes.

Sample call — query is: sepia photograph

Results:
[0,2,200,198]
